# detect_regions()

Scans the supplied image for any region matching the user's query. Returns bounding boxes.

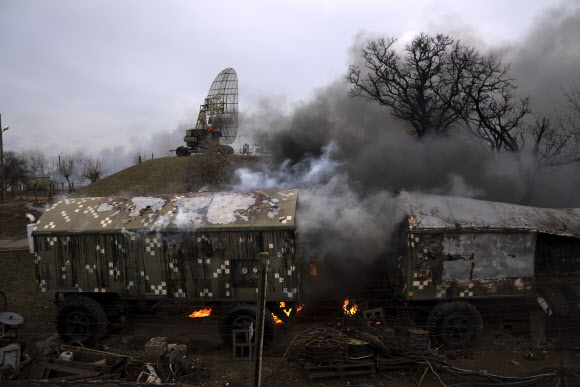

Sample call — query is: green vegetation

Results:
[73,155,259,197]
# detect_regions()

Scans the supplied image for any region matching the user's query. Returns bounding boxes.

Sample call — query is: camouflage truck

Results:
[29,189,300,346]
[394,192,580,346]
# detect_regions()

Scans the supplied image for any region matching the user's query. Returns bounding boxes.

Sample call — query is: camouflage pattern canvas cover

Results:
[31,189,299,302]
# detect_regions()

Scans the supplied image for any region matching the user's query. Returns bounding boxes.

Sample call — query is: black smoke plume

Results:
[226,4,580,304]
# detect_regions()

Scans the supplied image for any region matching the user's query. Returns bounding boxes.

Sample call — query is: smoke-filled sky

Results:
[0,0,573,164]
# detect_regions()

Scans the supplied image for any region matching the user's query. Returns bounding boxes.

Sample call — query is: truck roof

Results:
[32,189,298,235]
[402,192,580,238]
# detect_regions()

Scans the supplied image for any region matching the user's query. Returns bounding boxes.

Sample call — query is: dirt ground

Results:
[1,201,580,385]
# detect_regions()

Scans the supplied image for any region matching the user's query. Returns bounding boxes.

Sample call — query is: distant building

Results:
[23,176,51,191]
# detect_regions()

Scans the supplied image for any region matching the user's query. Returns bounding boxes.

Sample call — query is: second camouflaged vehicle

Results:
[394,192,580,346]
[29,189,300,345]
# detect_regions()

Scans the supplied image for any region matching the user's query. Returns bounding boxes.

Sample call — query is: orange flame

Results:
[272,303,305,324]
[272,313,283,325]
[310,263,317,276]
[189,307,212,318]
[278,302,305,317]
[343,298,358,316]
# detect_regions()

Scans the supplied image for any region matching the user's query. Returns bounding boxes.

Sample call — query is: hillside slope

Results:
[73,155,258,197]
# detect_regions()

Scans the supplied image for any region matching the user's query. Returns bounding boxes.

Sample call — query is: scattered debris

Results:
[408,328,430,351]
[0,343,21,380]
[0,311,23,346]
[144,337,168,357]
[27,345,129,381]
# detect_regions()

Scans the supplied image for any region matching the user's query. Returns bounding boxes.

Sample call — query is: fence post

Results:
[251,252,269,387]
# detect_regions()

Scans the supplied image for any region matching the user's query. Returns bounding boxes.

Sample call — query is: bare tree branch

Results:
[347,33,476,137]
[81,156,107,184]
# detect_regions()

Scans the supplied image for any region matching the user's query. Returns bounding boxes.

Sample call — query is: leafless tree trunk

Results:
[131,149,147,166]
[81,156,107,183]
[59,153,78,193]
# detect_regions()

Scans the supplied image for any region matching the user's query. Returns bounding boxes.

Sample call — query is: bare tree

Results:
[131,149,147,165]
[529,90,580,168]
[59,153,79,193]
[2,151,27,197]
[458,54,530,153]
[183,138,231,192]
[81,156,107,184]
[347,34,476,137]
[23,149,47,176]
[347,33,534,150]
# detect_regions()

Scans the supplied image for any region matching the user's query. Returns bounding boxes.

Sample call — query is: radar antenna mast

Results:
[175,68,238,156]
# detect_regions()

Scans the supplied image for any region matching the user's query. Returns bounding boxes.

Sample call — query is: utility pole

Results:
[252,252,269,387]
[0,114,9,202]
[58,152,63,195]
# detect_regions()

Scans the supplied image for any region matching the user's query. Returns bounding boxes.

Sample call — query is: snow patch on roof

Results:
[207,192,256,224]
[129,197,166,216]
[97,203,115,212]
[173,196,214,227]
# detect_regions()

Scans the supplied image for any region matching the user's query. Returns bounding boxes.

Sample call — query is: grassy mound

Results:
[73,155,259,197]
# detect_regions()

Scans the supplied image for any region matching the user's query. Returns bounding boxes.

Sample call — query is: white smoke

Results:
[234,142,342,191]
[231,141,404,261]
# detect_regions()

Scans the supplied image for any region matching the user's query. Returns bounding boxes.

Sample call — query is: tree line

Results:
[2,150,107,196]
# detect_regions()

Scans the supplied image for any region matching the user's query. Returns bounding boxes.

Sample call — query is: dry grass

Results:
[0,250,56,339]
[0,202,45,239]
[73,155,259,197]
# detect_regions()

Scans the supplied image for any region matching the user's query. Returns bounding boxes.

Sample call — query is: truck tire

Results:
[219,303,275,348]
[427,301,482,347]
[56,295,108,346]
[175,146,190,157]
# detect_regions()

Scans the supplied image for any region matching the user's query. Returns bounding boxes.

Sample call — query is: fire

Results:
[310,263,317,276]
[279,302,304,317]
[189,307,212,318]
[343,298,358,316]
[272,314,283,325]
[273,303,305,324]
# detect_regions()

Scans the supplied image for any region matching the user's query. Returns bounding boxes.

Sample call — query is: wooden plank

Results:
[43,357,114,373]
[44,362,101,376]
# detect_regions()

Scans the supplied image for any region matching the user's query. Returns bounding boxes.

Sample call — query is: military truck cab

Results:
[396,192,580,347]
[30,189,300,346]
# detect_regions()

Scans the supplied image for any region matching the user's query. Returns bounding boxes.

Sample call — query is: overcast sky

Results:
[0,0,566,161]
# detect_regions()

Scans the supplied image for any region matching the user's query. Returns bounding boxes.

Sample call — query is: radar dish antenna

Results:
[175,68,238,156]
[195,67,238,144]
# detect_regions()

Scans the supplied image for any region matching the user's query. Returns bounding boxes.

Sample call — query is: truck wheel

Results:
[427,301,482,347]
[219,304,275,348]
[56,295,108,346]
[175,146,190,157]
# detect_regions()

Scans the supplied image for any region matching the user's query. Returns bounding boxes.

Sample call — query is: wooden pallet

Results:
[302,360,375,381]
